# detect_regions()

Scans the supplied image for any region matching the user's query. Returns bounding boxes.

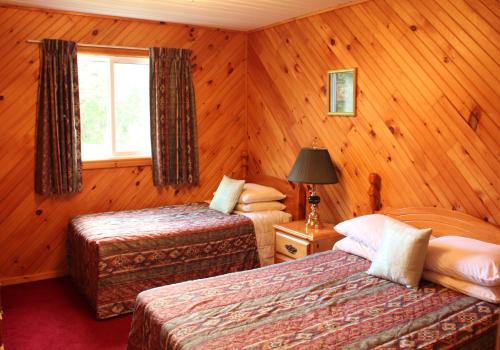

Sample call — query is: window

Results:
[78,54,151,162]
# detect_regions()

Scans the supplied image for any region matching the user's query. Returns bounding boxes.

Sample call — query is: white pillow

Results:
[422,270,500,304]
[234,201,286,212]
[334,237,500,304]
[425,236,500,287]
[209,176,245,214]
[333,237,375,260]
[334,214,416,251]
[238,183,286,204]
[367,220,432,289]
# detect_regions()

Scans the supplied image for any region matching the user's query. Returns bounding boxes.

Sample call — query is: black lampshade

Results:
[288,148,338,184]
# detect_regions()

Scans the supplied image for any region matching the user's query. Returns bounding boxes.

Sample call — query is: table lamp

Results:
[287,147,338,230]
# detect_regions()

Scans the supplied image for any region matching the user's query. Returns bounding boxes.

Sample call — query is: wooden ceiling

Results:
[0,0,359,30]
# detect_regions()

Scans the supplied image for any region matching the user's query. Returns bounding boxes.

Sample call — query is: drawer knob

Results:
[285,244,297,254]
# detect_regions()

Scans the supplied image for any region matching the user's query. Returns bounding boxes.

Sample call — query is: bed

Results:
[127,207,500,350]
[67,175,305,319]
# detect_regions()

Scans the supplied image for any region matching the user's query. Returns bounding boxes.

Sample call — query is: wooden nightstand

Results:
[273,220,344,263]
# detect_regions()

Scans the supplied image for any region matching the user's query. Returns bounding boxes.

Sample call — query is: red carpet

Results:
[3,277,132,349]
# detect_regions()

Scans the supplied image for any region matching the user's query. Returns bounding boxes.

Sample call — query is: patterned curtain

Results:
[35,39,82,195]
[149,47,199,187]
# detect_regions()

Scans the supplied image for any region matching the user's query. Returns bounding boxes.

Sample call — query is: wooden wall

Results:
[0,6,247,284]
[247,0,500,224]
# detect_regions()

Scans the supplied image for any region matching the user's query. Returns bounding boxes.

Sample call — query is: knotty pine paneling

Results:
[247,0,500,224]
[0,6,247,284]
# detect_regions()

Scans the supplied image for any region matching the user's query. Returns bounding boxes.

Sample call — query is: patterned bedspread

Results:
[128,250,499,350]
[68,203,259,319]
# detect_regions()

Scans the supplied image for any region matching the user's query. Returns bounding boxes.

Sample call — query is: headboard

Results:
[382,206,500,347]
[382,207,500,245]
[246,174,306,220]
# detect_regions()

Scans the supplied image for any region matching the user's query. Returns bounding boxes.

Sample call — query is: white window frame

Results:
[78,53,151,166]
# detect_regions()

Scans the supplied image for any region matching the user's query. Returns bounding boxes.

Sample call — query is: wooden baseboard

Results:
[0,269,68,286]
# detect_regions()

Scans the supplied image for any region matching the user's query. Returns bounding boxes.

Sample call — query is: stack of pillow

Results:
[209,175,286,214]
[234,182,286,212]
[333,214,500,304]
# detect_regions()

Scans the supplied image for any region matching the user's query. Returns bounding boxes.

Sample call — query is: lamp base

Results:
[306,185,321,230]
[306,204,321,230]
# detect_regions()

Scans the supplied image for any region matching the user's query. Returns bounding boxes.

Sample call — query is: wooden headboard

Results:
[246,174,306,220]
[382,207,500,245]
[382,207,500,348]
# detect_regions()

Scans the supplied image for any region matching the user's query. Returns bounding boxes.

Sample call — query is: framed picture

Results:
[328,68,356,116]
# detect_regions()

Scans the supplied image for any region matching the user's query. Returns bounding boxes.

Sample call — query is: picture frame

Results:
[328,68,356,116]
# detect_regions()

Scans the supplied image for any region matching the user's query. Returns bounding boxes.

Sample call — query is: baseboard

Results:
[0,269,68,286]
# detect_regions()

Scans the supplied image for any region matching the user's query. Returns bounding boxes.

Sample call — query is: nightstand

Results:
[273,220,344,263]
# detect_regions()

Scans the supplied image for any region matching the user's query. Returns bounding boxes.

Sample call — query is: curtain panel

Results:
[35,39,82,195]
[149,47,199,187]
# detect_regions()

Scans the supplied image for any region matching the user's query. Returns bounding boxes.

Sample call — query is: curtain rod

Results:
[26,40,149,51]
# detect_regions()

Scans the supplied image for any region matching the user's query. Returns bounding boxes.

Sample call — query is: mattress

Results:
[238,210,292,266]
[127,250,499,350]
[67,203,259,319]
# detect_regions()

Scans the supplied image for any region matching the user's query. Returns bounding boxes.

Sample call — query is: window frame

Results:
[77,50,152,170]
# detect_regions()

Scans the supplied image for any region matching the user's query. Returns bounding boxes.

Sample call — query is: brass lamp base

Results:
[306,185,321,231]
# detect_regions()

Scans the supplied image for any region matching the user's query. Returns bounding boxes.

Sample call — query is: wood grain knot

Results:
[468,107,481,131]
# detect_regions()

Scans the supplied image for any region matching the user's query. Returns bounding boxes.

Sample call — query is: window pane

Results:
[78,56,111,160]
[113,62,151,156]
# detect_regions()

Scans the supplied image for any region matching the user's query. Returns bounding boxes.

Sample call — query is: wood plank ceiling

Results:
[0,6,247,284]
[0,0,358,30]
[247,0,500,224]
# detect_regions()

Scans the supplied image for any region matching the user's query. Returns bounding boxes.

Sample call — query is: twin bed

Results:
[126,207,500,350]
[66,175,499,349]
[67,175,304,319]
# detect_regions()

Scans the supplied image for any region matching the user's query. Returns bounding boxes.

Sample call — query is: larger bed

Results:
[67,175,305,319]
[127,207,500,350]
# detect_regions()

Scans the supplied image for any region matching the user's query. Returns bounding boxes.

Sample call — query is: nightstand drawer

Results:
[275,231,309,259]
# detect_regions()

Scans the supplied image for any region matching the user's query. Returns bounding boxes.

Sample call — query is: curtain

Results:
[35,39,82,195]
[149,47,199,187]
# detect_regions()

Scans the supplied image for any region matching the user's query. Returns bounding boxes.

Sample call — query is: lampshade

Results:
[288,148,338,184]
